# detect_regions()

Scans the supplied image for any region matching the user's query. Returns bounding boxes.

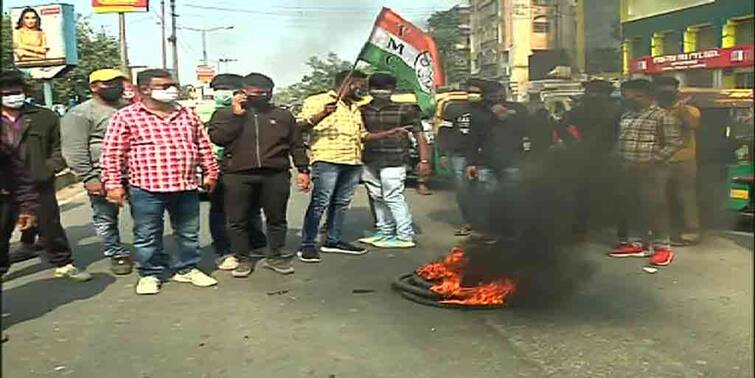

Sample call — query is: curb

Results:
[54,169,79,191]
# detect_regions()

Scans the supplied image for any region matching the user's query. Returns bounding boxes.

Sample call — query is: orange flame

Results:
[416,248,517,306]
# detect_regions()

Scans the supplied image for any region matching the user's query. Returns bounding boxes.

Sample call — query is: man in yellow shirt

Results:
[296,71,368,262]
[654,77,701,245]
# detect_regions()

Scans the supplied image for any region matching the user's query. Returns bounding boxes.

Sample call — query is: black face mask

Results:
[98,84,124,102]
[656,91,677,107]
[246,94,271,108]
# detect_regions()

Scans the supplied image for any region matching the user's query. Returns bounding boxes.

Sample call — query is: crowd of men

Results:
[0,66,699,298]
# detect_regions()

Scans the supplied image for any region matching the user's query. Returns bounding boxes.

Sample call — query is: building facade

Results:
[470,0,578,100]
[622,0,754,88]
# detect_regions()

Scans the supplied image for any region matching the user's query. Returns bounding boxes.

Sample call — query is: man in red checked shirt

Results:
[101,69,219,295]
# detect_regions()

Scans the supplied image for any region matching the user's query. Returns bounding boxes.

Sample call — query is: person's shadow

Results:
[1,273,115,329]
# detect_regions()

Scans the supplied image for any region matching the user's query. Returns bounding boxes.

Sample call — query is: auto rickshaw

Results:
[686,88,754,226]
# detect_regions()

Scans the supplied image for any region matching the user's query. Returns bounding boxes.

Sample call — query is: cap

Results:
[89,69,126,84]
[210,74,244,90]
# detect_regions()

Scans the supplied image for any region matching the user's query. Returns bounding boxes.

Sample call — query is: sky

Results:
[4,0,460,87]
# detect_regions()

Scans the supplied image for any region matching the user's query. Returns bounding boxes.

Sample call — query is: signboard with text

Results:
[11,4,78,69]
[630,45,755,75]
[196,65,216,84]
[92,0,149,14]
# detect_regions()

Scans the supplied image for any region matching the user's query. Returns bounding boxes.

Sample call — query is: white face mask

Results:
[2,93,26,109]
[150,86,179,103]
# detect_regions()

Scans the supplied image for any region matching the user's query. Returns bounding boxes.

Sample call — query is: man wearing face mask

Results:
[465,80,529,243]
[652,76,701,246]
[296,70,372,263]
[558,80,622,239]
[196,74,268,271]
[0,70,91,281]
[101,69,219,295]
[209,72,309,277]
[61,68,133,275]
[609,79,682,268]
[357,73,430,249]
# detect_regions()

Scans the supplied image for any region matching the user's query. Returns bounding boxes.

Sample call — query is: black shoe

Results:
[110,256,134,275]
[10,243,40,263]
[263,257,295,275]
[320,241,367,255]
[232,260,255,278]
[297,247,321,263]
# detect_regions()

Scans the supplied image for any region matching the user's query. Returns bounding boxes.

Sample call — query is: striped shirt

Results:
[618,105,683,164]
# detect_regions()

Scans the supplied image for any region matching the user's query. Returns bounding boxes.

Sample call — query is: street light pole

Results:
[118,12,129,72]
[179,26,234,67]
[161,0,167,69]
[170,0,179,82]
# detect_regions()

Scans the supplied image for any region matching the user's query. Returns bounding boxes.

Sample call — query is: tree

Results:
[427,7,470,86]
[274,52,353,106]
[1,14,121,104]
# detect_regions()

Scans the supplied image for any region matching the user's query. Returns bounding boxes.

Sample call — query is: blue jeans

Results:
[449,154,472,224]
[300,162,362,248]
[362,165,414,241]
[128,187,201,278]
[89,194,129,258]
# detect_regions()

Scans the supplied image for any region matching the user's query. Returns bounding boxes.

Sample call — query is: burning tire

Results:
[391,248,516,310]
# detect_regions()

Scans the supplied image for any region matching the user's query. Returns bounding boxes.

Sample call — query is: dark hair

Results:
[652,76,680,88]
[210,74,244,90]
[0,70,26,88]
[582,79,614,95]
[368,72,397,90]
[244,73,275,89]
[335,70,366,88]
[137,69,173,86]
[620,79,654,94]
[16,7,42,30]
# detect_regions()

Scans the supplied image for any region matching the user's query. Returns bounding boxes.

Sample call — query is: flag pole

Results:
[335,56,362,104]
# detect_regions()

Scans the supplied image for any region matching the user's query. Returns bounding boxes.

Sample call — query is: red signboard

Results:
[196,65,215,83]
[630,45,754,75]
[92,0,149,14]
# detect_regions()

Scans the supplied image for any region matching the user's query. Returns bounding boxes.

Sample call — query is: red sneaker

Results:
[608,242,649,258]
[650,248,674,266]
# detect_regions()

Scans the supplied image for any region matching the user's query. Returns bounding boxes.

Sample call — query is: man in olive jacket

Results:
[209,72,310,278]
[0,70,90,281]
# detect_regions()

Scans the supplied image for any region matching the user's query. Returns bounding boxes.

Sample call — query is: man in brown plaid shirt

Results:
[609,79,683,268]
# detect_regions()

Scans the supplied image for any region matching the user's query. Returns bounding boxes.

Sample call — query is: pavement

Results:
[1,183,753,378]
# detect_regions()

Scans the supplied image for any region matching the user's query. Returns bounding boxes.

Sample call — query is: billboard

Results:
[10,4,78,68]
[92,0,149,13]
[630,45,755,75]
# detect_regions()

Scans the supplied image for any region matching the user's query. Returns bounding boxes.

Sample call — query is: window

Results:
[735,71,754,89]
[632,38,649,58]
[697,26,718,50]
[685,69,714,88]
[735,18,754,46]
[533,16,550,33]
[662,32,682,55]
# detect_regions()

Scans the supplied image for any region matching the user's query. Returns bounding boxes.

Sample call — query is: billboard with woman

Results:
[11,4,78,68]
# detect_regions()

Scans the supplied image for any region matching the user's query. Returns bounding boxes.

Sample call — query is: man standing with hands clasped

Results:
[101,69,219,295]
[209,72,310,278]
[62,68,133,275]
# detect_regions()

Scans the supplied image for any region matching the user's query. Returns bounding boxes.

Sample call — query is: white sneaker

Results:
[171,269,218,287]
[216,255,239,271]
[135,276,161,295]
[53,264,92,281]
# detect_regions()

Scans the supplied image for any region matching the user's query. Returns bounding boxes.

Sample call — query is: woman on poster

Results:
[13,7,49,61]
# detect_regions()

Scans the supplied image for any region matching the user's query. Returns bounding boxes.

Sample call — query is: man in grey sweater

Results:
[61,69,133,275]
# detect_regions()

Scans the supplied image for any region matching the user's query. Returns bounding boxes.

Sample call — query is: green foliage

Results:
[1,14,121,104]
[274,52,353,106]
[53,16,122,103]
[427,8,470,86]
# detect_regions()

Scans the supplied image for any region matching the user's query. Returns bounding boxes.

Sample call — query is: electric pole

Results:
[169,0,179,83]
[118,12,129,73]
[179,26,234,66]
[161,0,167,69]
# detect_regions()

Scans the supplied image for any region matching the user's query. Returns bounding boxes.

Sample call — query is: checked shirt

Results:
[618,105,683,164]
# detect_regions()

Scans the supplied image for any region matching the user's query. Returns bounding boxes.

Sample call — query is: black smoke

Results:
[459,144,612,308]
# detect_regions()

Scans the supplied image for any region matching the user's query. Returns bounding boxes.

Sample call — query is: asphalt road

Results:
[1,184,753,377]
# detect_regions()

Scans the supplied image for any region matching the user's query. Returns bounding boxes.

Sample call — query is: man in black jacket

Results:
[0,70,90,281]
[465,80,529,241]
[209,72,310,277]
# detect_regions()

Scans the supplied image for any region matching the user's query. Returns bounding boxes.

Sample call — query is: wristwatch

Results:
[420,160,430,164]
[298,168,311,174]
